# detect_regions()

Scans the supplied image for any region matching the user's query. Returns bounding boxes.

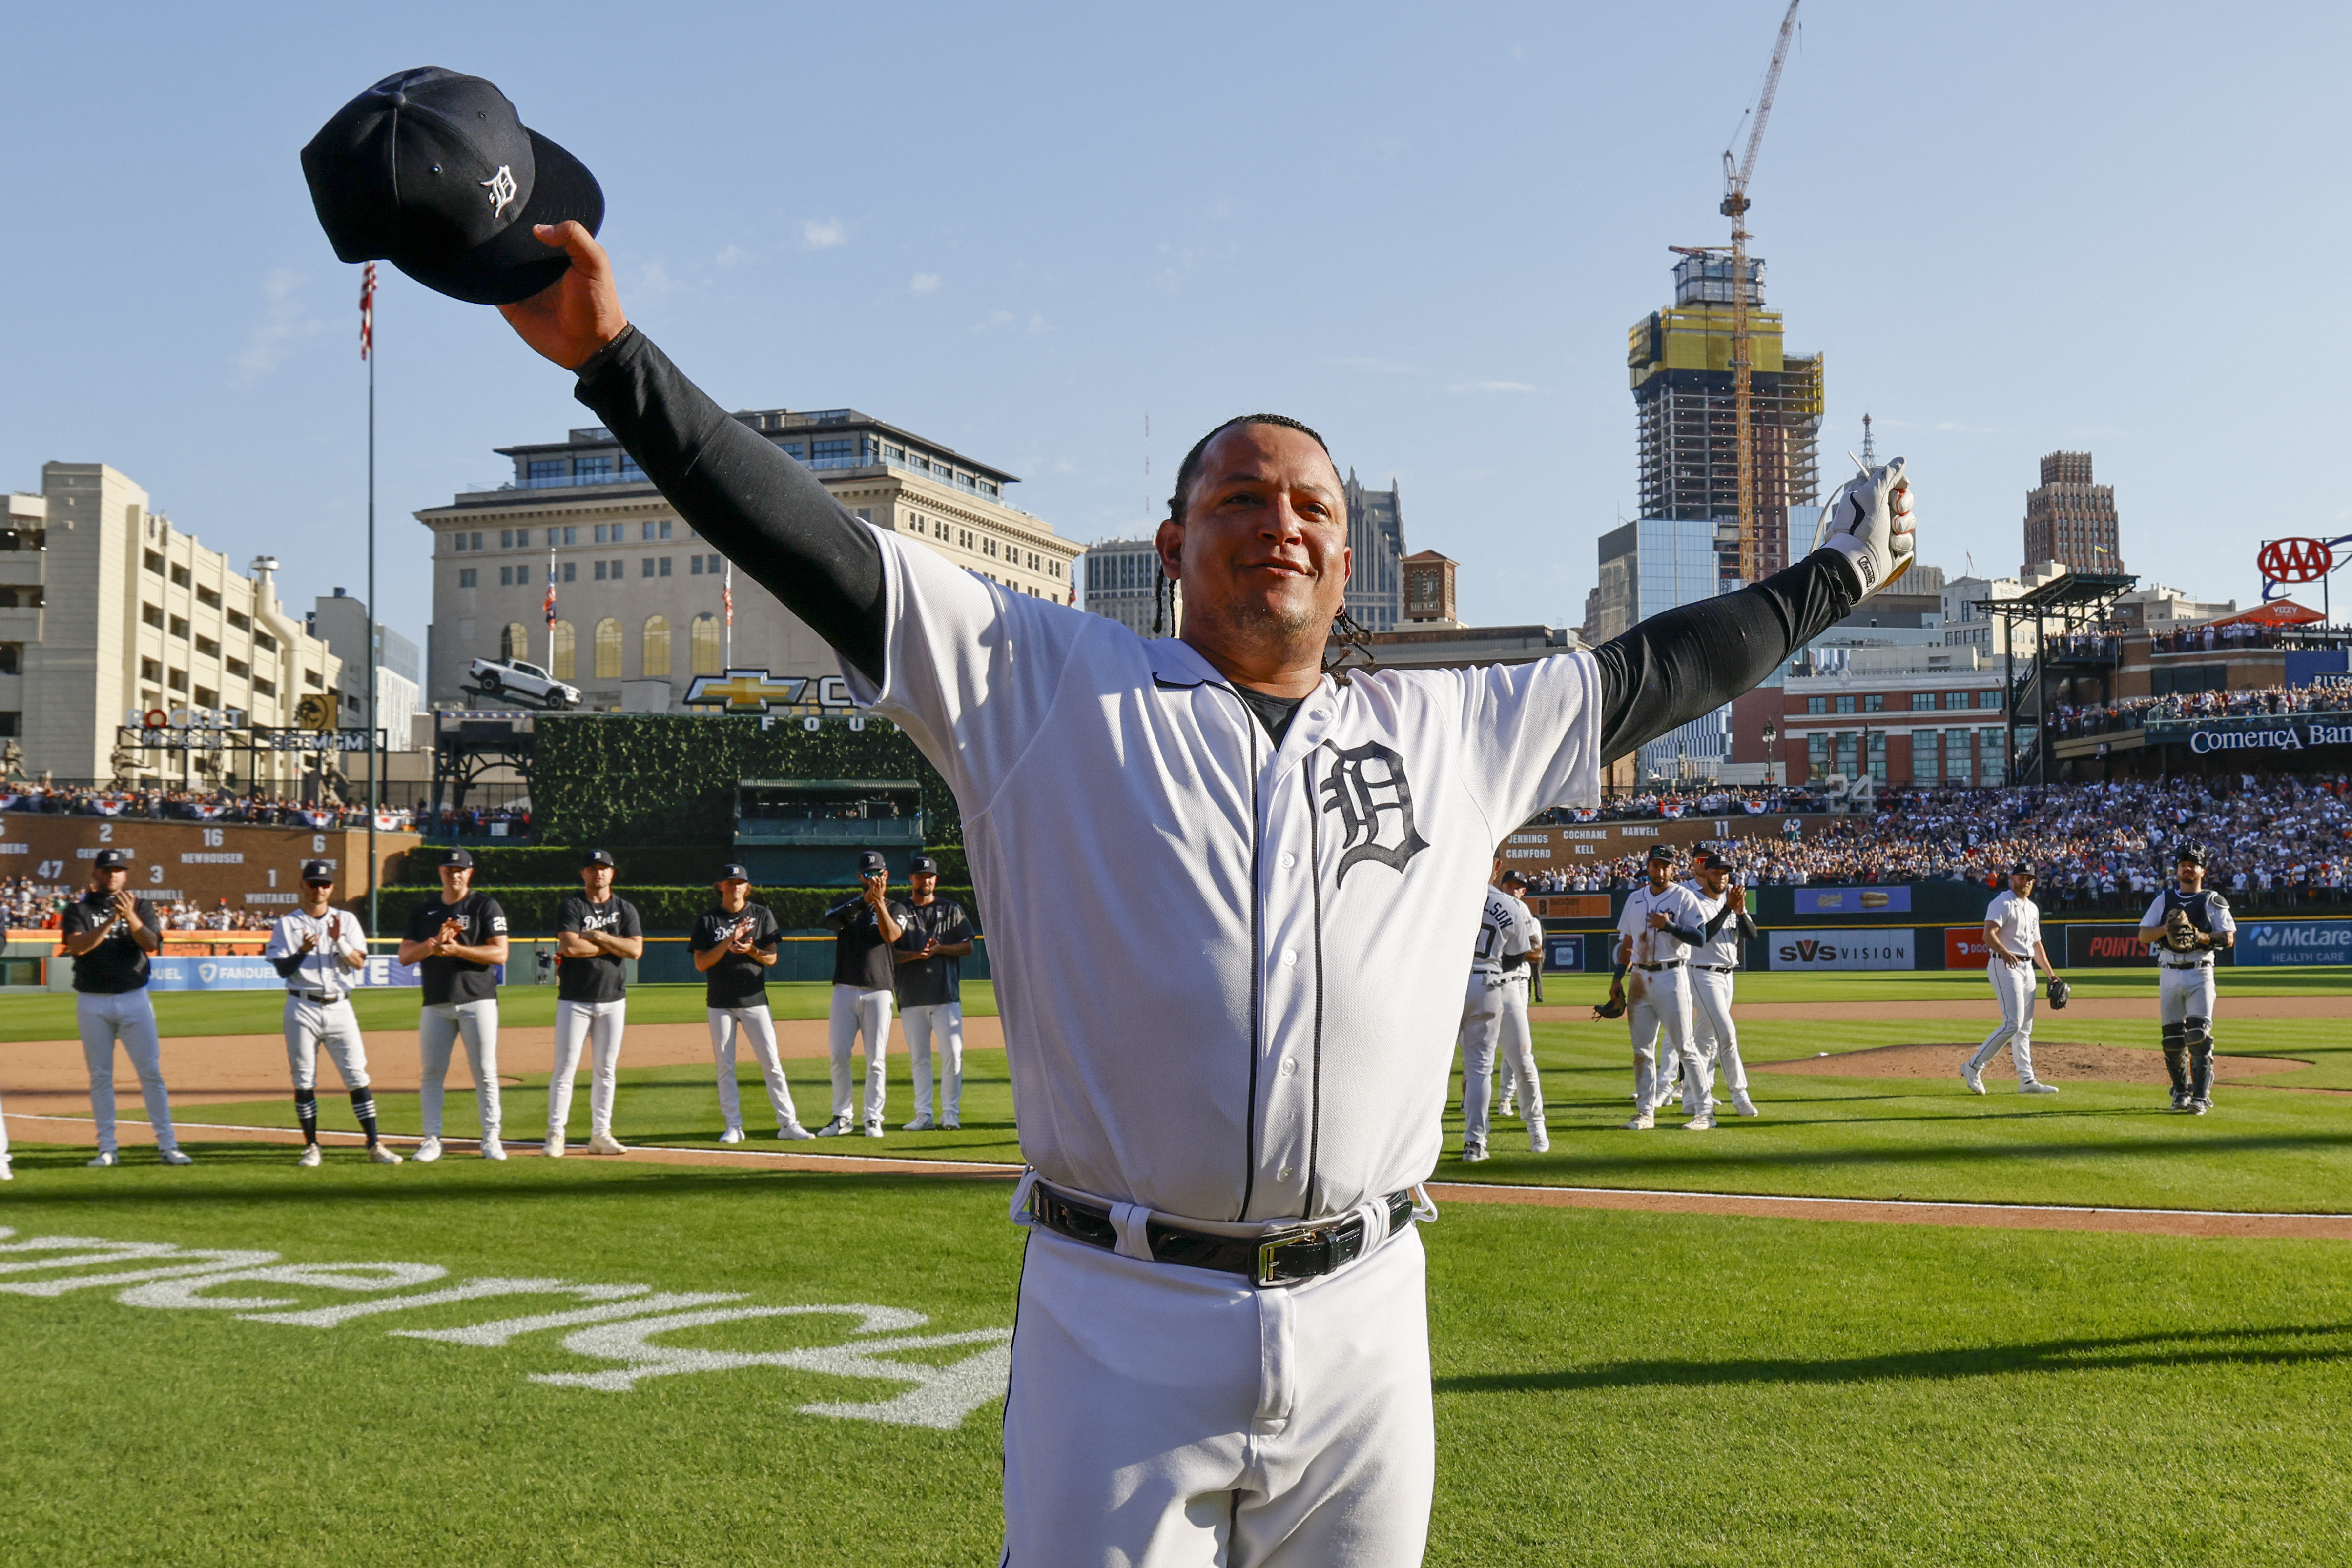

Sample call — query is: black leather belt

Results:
[1030,1185,1416,1288]
[1694,963,1738,972]
[1634,960,1682,972]
[2162,959,2213,970]
[290,989,347,1004]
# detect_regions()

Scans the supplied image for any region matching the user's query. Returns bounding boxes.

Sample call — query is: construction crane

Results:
[1722,0,1803,584]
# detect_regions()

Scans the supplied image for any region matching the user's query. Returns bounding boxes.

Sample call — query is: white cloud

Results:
[233,268,324,383]
[634,261,681,302]
[969,309,1052,335]
[801,218,847,251]
[715,244,751,269]
[910,272,941,295]
[1447,379,1539,394]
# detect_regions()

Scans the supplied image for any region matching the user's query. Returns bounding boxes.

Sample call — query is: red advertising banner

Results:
[1945,927,1995,967]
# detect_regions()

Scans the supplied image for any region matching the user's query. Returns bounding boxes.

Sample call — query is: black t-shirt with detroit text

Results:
[893,897,975,1009]
[691,901,781,1009]
[824,892,911,991]
[63,891,160,994]
[555,894,642,1003]
[403,891,507,1006]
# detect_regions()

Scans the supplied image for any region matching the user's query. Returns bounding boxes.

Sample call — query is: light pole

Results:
[1761,720,1778,787]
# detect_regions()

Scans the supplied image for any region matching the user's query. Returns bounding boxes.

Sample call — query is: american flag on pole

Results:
[359,262,375,360]
[723,561,733,627]
[544,550,557,627]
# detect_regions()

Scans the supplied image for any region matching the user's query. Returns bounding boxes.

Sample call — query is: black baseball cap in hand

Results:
[301,67,603,305]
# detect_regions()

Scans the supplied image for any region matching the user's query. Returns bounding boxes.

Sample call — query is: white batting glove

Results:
[1820,457,1916,598]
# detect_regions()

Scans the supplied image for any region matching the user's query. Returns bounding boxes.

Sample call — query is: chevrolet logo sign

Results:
[684,669,810,713]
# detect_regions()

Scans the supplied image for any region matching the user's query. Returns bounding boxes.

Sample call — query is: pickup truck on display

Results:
[468,656,581,710]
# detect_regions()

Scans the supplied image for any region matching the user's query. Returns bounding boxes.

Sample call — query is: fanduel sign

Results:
[2235,921,2352,968]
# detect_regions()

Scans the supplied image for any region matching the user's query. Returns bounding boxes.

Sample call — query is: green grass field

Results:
[4,970,2349,1564]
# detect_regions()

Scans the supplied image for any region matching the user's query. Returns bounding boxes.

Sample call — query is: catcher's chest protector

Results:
[2164,889,2225,933]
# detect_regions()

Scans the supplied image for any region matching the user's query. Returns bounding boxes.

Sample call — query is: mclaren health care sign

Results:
[2234,921,2352,968]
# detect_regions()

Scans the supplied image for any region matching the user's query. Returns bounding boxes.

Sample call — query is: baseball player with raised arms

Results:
[395,847,510,1160]
[265,860,400,1166]
[1489,870,1544,1124]
[1613,845,1714,1130]
[1963,863,2063,1096]
[2137,845,2234,1114]
[483,212,1911,1564]
[546,848,642,1156]
[1683,849,1761,1118]
[817,850,907,1138]
[62,847,192,1167]
[1456,866,1546,1161]
[691,863,814,1143]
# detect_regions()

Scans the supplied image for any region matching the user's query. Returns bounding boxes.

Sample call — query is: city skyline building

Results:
[416,410,1078,710]
[1079,536,1171,637]
[2022,450,2123,574]
[308,589,420,752]
[1341,469,1405,631]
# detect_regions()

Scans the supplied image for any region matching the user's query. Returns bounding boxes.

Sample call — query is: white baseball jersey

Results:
[2140,889,2236,948]
[1679,880,1743,967]
[1471,887,1540,976]
[1984,890,2041,961]
[1617,882,1708,966]
[263,908,368,998]
[845,526,1602,1224]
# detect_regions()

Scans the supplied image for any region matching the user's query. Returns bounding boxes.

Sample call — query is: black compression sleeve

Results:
[269,952,304,978]
[1702,905,1733,940]
[573,328,888,683]
[1592,549,1860,762]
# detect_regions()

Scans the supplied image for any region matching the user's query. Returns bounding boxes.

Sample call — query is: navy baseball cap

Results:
[715,863,749,884]
[2175,845,2208,866]
[301,67,605,306]
[581,848,615,868]
[440,847,475,869]
[1693,849,1735,872]
[1497,869,1528,889]
[1646,843,1675,863]
[93,848,131,870]
[301,860,337,884]
[909,855,939,876]
[858,851,887,876]
[2010,861,2037,876]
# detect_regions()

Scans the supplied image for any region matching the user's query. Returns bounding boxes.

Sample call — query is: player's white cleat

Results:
[1683,1113,1716,1132]
[773,1124,814,1142]
[85,1151,119,1168]
[863,1120,886,1139]
[1621,1112,1655,1131]
[297,1144,323,1168]
[2021,1081,2061,1096]
[543,1129,566,1159]
[1496,1095,1516,1120]
[481,1137,507,1161]
[2188,1098,2211,1116]
[811,1116,854,1138]
[1460,1140,1488,1164]
[2170,1090,2188,1112]
[1961,1064,1986,1096]
[1527,1122,1550,1155]
[158,1148,194,1166]
[1732,1092,1760,1117]
[413,1136,443,1163]
[0,1157,11,1181]
[368,1143,404,1165]
[587,1132,628,1155]
[941,1115,961,1130]
[902,1114,935,1132]
[718,1126,746,1145]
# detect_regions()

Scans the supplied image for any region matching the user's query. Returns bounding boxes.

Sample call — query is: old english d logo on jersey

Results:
[1319,740,1429,885]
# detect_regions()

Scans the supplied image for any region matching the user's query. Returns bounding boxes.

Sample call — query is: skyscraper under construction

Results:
[1627,252,1823,588]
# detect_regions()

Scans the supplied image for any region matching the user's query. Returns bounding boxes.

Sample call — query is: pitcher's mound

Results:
[1754,1042,2305,1085]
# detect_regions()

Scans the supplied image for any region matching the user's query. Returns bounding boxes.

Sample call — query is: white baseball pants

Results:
[1495,976,1542,1132]
[1455,971,1504,1147]
[1003,1222,1434,1568]
[1,1087,11,1165]
[1968,959,2040,1085]
[2158,962,2216,1029]
[903,1001,964,1121]
[1629,965,1706,1115]
[550,998,627,1137]
[418,999,501,1140]
[1689,967,1748,1097]
[283,996,370,1092]
[709,1004,802,1132]
[827,984,894,1125]
[78,989,179,1156]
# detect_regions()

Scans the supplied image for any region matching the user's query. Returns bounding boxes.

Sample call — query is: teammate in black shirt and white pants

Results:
[691,863,814,1142]
[397,847,511,1161]
[818,850,908,1138]
[62,847,191,1167]
[894,853,976,1131]
[265,860,400,1166]
[547,849,643,1156]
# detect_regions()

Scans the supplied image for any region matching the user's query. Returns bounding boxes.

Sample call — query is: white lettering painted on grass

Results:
[0,1228,1014,1429]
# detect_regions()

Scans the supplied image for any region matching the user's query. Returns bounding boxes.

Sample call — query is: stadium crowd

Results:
[0,876,279,932]
[0,783,417,829]
[1521,774,2352,911]
[2048,679,2352,739]
[2148,620,2352,654]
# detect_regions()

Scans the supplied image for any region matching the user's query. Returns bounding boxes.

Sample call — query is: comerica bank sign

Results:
[2150,712,2352,755]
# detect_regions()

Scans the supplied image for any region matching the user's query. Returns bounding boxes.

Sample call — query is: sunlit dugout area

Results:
[0,1158,2347,1567]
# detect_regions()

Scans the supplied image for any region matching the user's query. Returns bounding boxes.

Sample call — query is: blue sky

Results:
[3,0,2345,650]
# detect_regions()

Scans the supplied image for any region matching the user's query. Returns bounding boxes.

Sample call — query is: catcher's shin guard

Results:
[2187,1017,2216,1100]
[2160,1023,2191,1096]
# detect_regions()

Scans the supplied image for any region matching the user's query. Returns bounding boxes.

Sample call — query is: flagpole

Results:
[723,560,734,666]
[363,263,380,941]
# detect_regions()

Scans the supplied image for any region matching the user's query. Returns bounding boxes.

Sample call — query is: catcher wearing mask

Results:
[2136,846,2235,1114]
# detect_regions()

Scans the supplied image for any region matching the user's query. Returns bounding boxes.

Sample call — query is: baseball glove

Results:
[2048,976,2071,1010]
[1592,988,1628,1021]
[2164,908,2203,953]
